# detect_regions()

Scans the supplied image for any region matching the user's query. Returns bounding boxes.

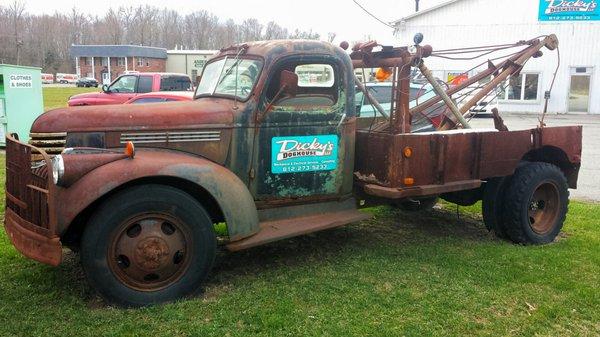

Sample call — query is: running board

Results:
[226,210,371,251]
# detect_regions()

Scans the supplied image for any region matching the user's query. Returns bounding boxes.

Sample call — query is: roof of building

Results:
[167,50,218,55]
[70,45,168,59]
[392,0,465,24]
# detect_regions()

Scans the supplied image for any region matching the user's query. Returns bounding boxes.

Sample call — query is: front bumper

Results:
[4,208,62,266]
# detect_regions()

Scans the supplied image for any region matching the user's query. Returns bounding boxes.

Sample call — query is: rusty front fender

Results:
[54,149,259,241]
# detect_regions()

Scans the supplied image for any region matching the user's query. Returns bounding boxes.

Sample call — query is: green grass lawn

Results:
[0,154,598,337]
[43,87,98,111]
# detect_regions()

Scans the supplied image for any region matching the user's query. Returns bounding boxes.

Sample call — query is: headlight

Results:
[51,155,65,185]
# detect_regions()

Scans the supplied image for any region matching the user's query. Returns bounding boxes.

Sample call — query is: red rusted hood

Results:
[32,99,234,133]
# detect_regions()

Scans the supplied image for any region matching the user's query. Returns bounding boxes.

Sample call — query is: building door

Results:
[568,67,592,113]
[102,72,111,85]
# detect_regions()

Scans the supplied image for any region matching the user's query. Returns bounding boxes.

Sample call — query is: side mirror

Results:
[259,70,299,123]
[279,70,298,97]
[102,84,110,93]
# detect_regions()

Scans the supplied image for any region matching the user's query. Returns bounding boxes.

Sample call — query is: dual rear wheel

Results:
[483,162,568,244]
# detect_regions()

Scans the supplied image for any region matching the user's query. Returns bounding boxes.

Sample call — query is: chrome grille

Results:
[120,131,221,144]
[120,132,167,144]
[29,132,67,161]
[168,131,221,142]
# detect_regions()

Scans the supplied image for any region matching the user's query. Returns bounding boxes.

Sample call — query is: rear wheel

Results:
[482,177,510,239]
[81,184,216,307]
[502,162,568,244]
[396,197,439,212]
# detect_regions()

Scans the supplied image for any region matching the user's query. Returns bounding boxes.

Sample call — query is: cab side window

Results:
[160,75,192,91]
[266,62,339,108]
[137,76,154,93]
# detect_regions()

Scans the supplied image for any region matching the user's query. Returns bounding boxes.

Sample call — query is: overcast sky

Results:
[19,0,448,45]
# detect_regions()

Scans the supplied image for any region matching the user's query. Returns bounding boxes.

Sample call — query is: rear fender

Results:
[54,149,259,241]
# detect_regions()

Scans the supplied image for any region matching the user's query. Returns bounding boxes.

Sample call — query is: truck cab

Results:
[67,72,192,106]
[4,38,582,307]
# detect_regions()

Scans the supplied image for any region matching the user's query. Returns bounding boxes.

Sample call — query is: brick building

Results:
[70,45,168,85]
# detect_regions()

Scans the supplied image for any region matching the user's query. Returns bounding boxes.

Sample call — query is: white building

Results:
[393,0,599,114]
[166,50,218,85]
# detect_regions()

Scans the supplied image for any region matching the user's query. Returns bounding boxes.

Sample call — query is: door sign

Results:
[271,135,338,174]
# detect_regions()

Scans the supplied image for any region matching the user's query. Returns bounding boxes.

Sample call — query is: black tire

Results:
[81,184,216,307]
[396,197,439,212]
[482,176,510,239]
[502,162,568,244]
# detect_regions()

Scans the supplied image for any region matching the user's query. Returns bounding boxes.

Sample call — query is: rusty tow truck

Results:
[4,35,582,306]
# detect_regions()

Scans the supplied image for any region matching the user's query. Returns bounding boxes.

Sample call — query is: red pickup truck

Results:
[68,73,192,106]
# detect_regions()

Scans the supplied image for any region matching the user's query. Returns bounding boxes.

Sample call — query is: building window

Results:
[102,57,108,67]
[117,58,126,67]
[137,57,145,67]
[500,73,539,101]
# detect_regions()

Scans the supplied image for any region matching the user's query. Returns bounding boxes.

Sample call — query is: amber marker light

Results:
[375,67,393,82]
[404,177,415,186]
[125,141,135,158]
[403,146,413,158]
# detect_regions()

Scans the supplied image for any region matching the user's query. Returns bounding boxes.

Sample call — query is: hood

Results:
[69,91,104,100]
[31,99,234,133]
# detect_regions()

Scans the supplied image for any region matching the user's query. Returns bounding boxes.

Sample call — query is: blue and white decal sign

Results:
[539,0,598,21]
[271,135,338,174]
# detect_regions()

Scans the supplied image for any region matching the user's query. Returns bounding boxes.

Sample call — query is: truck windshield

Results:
[195,58,262,100]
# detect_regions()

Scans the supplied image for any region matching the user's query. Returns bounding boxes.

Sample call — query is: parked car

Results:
[125,91,194,104]
[76,77,99,88]
[355,82,447,132]
[68,73,192,106]
[56,73,79,84]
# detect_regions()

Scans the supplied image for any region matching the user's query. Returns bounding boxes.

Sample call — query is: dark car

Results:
[76,77,99,88]
[355,82,447,132]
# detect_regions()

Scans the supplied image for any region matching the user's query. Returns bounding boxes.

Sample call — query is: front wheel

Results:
[502,162,568,244]
[81,184,216,307]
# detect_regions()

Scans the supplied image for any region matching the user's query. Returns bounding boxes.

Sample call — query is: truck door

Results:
[250,58,354,202]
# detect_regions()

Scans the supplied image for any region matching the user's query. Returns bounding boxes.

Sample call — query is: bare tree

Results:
[264,21,288,40]
[327,32,336,43]
[0,3,322,72]
[103,9,124,44]
[241,18,263,42]
[8,0,26,64]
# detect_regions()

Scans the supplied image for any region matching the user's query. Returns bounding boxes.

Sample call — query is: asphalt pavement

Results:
[470,113,599,202]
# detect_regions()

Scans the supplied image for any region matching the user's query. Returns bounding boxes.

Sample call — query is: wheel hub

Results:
[528,181,560,235]
[108,213,191,291]
[134,237,170,270]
